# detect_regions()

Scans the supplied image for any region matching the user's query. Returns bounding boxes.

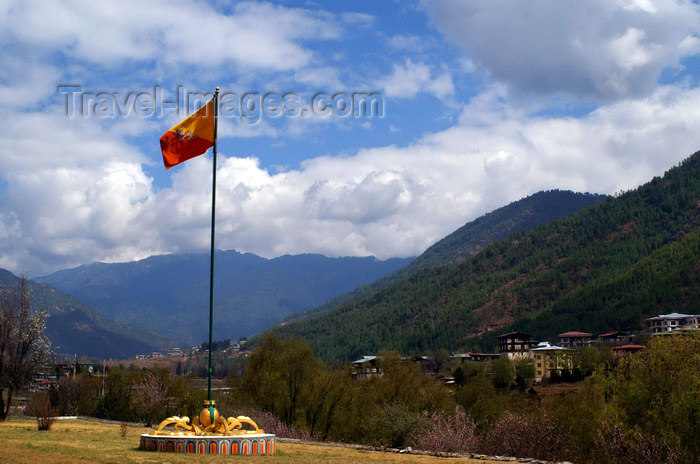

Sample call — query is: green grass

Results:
[0,418,501,464]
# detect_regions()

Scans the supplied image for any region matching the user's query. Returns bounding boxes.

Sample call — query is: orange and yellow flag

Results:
[160,99,215,169]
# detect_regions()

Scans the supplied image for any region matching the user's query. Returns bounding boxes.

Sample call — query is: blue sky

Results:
[2,0,700,276]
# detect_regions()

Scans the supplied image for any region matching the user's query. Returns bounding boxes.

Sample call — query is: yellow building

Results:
[529,343,574,382]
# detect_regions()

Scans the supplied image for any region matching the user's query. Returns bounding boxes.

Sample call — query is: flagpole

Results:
[207,87,219,407]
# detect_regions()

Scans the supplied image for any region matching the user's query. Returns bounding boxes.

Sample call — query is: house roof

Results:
[612,345,646,350]
[645,312,692,321]
[531,344,571,352]
[599,330,626,338]
[352,355,377,364]
[559,331,593,337]
[496,331,532,339]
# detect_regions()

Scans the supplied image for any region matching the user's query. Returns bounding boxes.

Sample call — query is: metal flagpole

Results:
[151,87,270,448]
[207,87,219,408]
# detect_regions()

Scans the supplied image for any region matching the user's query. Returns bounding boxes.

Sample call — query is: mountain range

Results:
[16,158,687,362]
[36,251,412,346]
[20,188,606,359]
[271,152,700,363]
[18,187,609,358]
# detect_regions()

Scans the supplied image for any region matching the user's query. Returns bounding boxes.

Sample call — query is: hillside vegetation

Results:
[273,152,700,362]
[0,269,162,358]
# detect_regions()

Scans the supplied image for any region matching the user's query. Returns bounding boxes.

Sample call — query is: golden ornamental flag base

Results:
[153,401,263,437]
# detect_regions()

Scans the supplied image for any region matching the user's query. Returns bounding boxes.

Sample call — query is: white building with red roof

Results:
[558,331,593,348]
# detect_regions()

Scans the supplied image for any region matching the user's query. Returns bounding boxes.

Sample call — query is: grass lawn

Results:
[0,418,503,464]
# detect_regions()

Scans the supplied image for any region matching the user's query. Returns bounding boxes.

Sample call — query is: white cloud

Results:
[1,1,700,279]
[0,0,341,71]
[424,0,700,100]
[375,59,454,99]
[0,57,61,109]
[4,82,700,276]
[340,11,375,27]
[207,84,700,262]
[388,34,428,52]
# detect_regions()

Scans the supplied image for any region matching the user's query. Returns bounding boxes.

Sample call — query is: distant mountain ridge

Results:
[37,251,413,345]
[0,269,162,359]
[271,152,700,363]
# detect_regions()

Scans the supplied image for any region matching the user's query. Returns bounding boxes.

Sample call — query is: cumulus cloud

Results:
[215,84,700,262]
[0,0,341,70]
[0,110,160,274]
[4,81,700,276]
[375,59,454,99]
[2,1,700,279]
[424,0,700,100]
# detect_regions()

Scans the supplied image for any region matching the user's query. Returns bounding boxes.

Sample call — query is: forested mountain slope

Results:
[272,152,700,363]
[0,269,162,358]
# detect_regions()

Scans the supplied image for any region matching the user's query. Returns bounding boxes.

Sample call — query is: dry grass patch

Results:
[0,418,502,464]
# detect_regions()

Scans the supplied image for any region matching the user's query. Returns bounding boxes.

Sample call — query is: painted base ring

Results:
[140,433,277,455]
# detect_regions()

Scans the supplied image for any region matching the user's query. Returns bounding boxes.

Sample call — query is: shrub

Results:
[368,402,423,448]
[601,333,699,462]
[454,376,504,427]
[592,421,681,464]
[479,411,571,461]
[410,407,478,453]
[25,392,58,431]
[540,380,610,461]
[232,406,312,440]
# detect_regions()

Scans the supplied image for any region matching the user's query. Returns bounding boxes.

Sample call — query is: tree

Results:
[0,277,51,421]
[602,333,700,463]
[489,357,515,389]
[241,333,320,426]
[132,368,175,427]
[50,374,101,416]
[304,367,351,440]
[94,367,141,422]
[514,358,535,390]
[425,349,452,375]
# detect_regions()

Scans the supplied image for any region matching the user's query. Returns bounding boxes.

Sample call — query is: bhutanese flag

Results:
[160,99,215,169]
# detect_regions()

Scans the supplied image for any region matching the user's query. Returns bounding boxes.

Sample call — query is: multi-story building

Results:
[351,356,382,378]
[598,330,635,347]
[497,331,536,359]
[646,313,700,334]
[529,342,574,382]
[612,344,645,356]
[558,331,593,348]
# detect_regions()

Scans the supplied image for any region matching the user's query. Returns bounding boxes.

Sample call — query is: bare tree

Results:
[132,369,173,427]
[25,391,58,430]
[0,276,51,421]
